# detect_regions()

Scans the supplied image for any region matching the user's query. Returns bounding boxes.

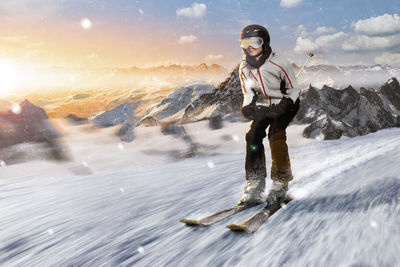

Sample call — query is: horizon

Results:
[35,61,400,70]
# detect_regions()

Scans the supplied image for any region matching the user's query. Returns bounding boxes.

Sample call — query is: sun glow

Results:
[0,60,17,96]
[0,59,61,97]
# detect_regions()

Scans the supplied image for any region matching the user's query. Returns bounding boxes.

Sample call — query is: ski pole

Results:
[296,52,314,78]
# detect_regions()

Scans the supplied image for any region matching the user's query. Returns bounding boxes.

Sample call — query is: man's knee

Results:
[269,130,287,141]
[246,130,266,143]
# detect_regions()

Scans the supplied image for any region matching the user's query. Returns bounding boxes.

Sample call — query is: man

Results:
[238,24,300,206]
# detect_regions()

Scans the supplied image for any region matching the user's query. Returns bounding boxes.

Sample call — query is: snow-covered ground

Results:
[0,120,399,266]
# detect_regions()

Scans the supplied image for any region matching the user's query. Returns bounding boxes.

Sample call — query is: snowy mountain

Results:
[295,78,400,139]
[177,67,400,140]
[139,83,215,125]
[182,65,244,123]
[53,62,400,142]
[1,119,399,266]
[91,102,140,128]
[0,100,61,145]
[84,83,215,142]
[89,102,142,142]
[296,63,400,90]
[0,100,66,163]
[123,63,227,75]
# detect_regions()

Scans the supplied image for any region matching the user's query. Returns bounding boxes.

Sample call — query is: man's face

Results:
[247,46,262,56]
[240,37,263,56]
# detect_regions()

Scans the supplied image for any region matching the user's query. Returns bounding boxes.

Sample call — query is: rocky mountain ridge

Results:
[87,64,400,141]
[174,66,400,140]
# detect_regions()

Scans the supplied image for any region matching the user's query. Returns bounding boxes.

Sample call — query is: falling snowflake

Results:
[47,229,55,235]
[82,161,88,167]
[12,104,21,114]
[370,220,378,229]
[232,134,239,141]
[81,18,92,30]
[120,187,125,193]
[139,9,144,15]
[207,161,215,168]
[0,160,6,167]
[137,246,145,254]
[69,75,76,82]
[118,143,125,151]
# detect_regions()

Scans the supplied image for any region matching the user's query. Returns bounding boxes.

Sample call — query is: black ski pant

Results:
[245,98,300,181]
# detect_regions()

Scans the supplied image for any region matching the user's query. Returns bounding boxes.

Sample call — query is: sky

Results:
[0,0,399,85]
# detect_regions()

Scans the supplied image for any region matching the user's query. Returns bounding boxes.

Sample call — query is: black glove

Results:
[241,89,259,120]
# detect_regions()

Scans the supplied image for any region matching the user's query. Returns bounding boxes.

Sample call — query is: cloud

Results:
[294,14,400,55]
[0,0,65,18]
[294,37,319,54]
[296,24,308,37]
[177,34,198,44]
[176,2,207,18]
[294,32,347,54]
[295,28,400,55]
[342,33,400,52]
[0,35,28,44]
[0,34,45,60]
[306,54,329,66]
[313,26,338,35]
[375,52,400,66]
[205,54,223,61]
[280,0,302,8]
[297,25,338,37]
[353,13,400,36]
[291,14,400,65]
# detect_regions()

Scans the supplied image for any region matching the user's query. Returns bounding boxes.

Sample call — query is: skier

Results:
[238,24,300,206]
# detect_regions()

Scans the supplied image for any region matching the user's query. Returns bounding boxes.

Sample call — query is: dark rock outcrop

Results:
[90,102,141,142]
[296,79,400,139]
[0,100,62,147]
[65,114,89,125]
[0,100,66,163]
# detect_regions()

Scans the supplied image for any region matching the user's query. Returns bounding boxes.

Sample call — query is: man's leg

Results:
[240,118,270,205]
[269,130,293,183]
[266,99,300,204]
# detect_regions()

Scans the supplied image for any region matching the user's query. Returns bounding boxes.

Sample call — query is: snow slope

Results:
[0,120,399,266]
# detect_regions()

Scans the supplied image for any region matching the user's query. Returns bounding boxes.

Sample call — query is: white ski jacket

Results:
[239,53,300,107]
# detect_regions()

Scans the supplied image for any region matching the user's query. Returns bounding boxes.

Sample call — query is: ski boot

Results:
[266,181,291,208]
[239,179,266,207]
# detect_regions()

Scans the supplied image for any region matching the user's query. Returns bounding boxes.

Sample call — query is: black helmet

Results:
[240,24,272,68]
[240,24,270,49]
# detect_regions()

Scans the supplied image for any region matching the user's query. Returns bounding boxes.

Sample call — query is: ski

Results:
[180,203,256,227]
[226,198,293,233]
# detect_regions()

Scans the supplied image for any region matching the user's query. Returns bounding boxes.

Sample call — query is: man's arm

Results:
[239,64,257,120]
[280,59,300,103]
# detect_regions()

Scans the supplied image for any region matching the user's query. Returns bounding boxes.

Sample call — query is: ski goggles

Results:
[240,37,264,49]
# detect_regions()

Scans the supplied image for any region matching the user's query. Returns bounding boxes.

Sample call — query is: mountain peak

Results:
[20,99,33,107]
[387,77,399,87]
